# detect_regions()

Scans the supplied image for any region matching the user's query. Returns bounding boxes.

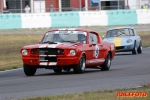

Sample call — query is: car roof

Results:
[48,28,96,33]
[107,26,134,31]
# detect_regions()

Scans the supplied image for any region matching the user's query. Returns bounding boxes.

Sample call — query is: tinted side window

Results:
[124,29,130,35]
[129,29,135,36]
[89,33,97,44]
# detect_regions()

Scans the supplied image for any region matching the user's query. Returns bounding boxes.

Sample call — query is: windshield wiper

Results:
[62,40,77,43]
[42,41,57,44]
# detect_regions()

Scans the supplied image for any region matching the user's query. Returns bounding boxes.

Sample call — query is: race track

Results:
[0,48,150,100]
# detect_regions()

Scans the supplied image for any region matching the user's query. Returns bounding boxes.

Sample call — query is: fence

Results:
[0,9,150,30]
[1,5,149,14]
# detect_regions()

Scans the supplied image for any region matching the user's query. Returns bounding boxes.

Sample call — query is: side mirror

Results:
[89,44,93,47]
[89,44,96,47]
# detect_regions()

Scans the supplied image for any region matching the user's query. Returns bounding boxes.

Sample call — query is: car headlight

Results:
[126,39,132,43]
[22,49,28,56]
[70,50,76,56]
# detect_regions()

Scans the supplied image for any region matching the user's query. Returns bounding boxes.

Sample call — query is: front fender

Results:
[104,43,116,60]
[75,51,86,64]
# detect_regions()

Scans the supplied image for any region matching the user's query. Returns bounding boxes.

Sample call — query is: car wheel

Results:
[23,64,37,76]
[53,69,62,73]
[101,53,111,71]
[132,42,137,54]
[137,42,142,54]
[73,55,86,74]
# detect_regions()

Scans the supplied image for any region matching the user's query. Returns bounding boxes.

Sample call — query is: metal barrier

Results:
[8,9,24,13]
[101,6,123,10]
[0,6,149,14]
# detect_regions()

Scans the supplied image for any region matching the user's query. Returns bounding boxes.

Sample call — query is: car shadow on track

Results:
[115,52,133,56]
[34,69,111,76]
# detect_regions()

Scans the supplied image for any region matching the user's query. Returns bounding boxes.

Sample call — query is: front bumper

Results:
[22,56,79,66]
[116,44,134,52]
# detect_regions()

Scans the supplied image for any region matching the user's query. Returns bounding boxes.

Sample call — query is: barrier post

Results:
[80,0,81,11]
[118,0,119,9]
[3,0,6,7]
[31,0,33,13]
[59,0,62,12]
[0,0,2,13]
[20,0,22,13]
[3,0,6,14]
[85,0,88,11]
[99,0,101,10]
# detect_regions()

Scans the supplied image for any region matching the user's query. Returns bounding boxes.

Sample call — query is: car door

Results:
[87,32,103,66]
[129,28,140,47]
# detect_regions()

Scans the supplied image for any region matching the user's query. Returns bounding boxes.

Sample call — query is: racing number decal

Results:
[93,45,99,58]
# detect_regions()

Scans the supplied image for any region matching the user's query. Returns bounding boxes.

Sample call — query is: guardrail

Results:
[0,9,150,30]
[1,8,84,13]
[1,5,147,14]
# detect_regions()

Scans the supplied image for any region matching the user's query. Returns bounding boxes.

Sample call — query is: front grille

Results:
[39,48,63,62]
[45,57,57,62]
[40,56,57,62]
[39,48,64,55]
[116,46,124,50]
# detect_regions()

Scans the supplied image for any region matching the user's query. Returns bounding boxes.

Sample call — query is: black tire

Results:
[53,69,62,73]
[73,55,86,74]
[23,64,37,76]
[137,42,142,54]
[132,42,137,55]
[101,53,111,71]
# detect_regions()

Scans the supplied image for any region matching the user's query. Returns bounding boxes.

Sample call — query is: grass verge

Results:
[0,31,150,71]
[0,34,43,71]
[19,84,150,100]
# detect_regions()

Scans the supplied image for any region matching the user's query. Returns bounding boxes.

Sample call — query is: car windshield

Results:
[106,28,135,38]
[42,30,87,43]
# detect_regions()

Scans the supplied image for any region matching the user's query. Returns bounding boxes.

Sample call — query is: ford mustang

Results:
[103,27,142,54]
[20,28,116,76]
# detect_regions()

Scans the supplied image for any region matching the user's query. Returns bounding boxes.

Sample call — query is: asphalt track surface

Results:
[0,48,150,100]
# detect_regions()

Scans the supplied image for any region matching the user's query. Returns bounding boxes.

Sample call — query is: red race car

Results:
[20,28,116,76]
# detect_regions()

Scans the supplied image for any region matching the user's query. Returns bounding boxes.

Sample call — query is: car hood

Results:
[21,42,82,50]
[103,36,134,46]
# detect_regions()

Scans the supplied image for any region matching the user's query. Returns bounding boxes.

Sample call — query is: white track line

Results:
[0,68,23,73]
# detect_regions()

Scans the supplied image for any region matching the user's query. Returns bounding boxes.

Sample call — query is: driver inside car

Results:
[111,31,118,37]
[53,34,63,42]
[77,34,86,43]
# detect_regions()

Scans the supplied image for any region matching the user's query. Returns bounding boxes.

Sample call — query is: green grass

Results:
[0,30,150,71]
[0,34,43,71]
[19,84,150,100]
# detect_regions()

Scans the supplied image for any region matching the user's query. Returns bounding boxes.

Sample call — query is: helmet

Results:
[111,30,118,36]
[53,34,62,42]
[54,34,60,38]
